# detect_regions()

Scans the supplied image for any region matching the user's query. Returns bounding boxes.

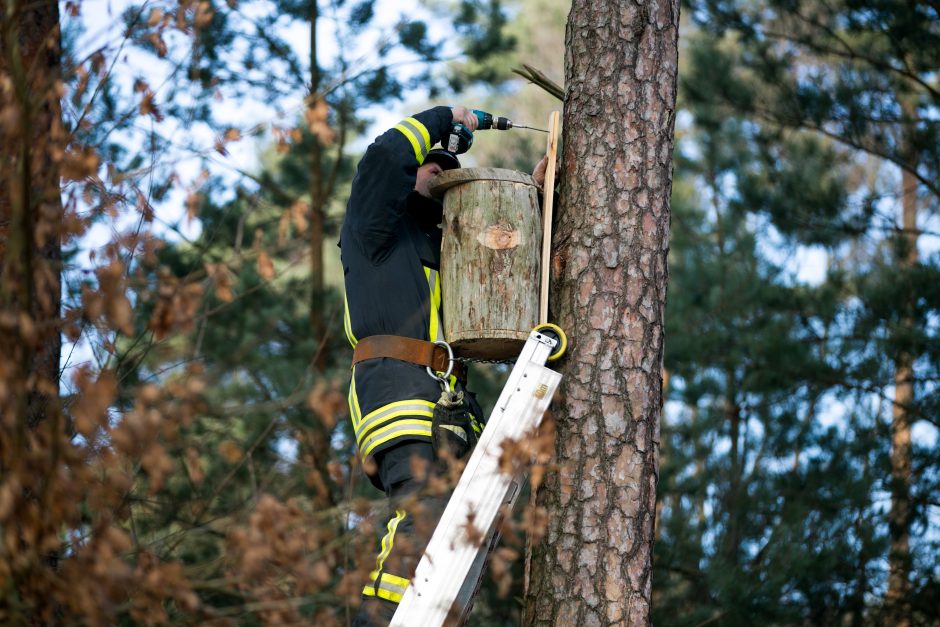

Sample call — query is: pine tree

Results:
[524,0,680,623]
[672,2,940,621]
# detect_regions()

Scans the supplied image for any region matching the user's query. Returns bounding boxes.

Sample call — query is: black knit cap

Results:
[424,148,460,171]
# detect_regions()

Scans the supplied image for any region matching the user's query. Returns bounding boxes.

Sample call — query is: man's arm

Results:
[345,106,476,262]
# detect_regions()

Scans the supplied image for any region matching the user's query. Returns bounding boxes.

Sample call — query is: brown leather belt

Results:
[352,335,465,382]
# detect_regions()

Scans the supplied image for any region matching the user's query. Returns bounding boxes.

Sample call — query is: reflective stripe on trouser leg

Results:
[359,482,451,607]
[362,509,407,601]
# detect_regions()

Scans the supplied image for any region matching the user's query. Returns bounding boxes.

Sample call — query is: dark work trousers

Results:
[353,441,452,627]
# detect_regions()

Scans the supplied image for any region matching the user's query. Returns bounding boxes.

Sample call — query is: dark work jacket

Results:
[340,106,458,487]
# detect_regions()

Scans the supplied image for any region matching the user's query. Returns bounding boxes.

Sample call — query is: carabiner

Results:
[426,340,455,393]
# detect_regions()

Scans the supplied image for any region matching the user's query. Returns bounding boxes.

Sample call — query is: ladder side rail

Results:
[393,366,561,624]
[391,348,561,625]
[400,332,553,561]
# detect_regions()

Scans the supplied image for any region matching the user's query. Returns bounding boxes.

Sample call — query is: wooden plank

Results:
[539,111,561,325]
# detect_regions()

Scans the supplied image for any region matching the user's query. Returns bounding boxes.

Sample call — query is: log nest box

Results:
[430,167,541,360]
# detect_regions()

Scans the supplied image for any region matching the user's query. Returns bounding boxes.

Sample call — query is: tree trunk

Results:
[0,0,63,617]
[309,0,326,371]
[885,100,918,627]
[524,1,679,624]
[0,0,63,432]
[436,168,541,360]
[724,377,742,565]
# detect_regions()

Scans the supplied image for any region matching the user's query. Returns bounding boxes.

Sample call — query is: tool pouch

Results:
[431,389,478,461]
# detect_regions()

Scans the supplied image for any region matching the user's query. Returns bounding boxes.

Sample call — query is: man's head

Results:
[415,149,460,198]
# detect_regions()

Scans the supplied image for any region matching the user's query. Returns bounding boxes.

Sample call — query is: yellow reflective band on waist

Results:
[360,419,433,458]
[355,399,435,442]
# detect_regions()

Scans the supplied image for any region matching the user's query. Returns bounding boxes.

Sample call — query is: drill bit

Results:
[510,123,548,133]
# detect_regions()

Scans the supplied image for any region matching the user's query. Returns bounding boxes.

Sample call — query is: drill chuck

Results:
[473,109,512,130]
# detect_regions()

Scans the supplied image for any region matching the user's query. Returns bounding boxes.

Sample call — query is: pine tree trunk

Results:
[885,102,918,626]
[0,0,62,432]
[524,1,679,624]
[724,379,741,565]
[308,0,326,371]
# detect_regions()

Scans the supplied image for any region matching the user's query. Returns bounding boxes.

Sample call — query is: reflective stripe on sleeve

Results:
[394,117,431,165]
[403,117,431,152]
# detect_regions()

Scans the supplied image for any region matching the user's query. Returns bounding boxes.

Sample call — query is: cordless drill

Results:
[446,109,546,154]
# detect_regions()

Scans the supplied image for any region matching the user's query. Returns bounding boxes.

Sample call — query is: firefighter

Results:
[340,105,484,625]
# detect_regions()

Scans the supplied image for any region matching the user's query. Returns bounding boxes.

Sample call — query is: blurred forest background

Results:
[1,0,938,624]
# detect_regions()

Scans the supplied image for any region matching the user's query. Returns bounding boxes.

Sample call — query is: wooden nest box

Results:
[430,167,541,361]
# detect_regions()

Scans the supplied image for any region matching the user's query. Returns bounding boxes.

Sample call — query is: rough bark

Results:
[0,0,63,615]
[0,0,63,431]
[524,1,679,625]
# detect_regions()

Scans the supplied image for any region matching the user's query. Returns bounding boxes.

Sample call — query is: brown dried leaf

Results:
[147,32,168,58]
[96,261,134,335]
[291,199,309,233]
[185,191,201,222]
[185,447,205,485]
[141,443,173,492]
[218,440,242,464]
[139,91,163,121]
[305,98,336,146]
[256,250,275,280]
[60,145,100,182]
[72,368,118,438]
[204,262,235,302]
[277,209,290,246]
[306,380,344,428]
[135,189,154,222]
[194,1,214,28]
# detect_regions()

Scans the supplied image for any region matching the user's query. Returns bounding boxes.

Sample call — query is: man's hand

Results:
[451,106,479,132]
[532,154,559,188]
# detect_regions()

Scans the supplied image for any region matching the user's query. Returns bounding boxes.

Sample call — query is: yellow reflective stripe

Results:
[343,291,357,348]
[363,511,410,602]
[380,572,411,590]
[360,420,434,458]
[362,577,408,603]
[394,117,430,164]
[348,366,362,429]
[403,117,430,152]
[394,121,427,165]
[355,399,436,442]
[376,510,406,573]
[424,267,444,342]
[361,572,410,603]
